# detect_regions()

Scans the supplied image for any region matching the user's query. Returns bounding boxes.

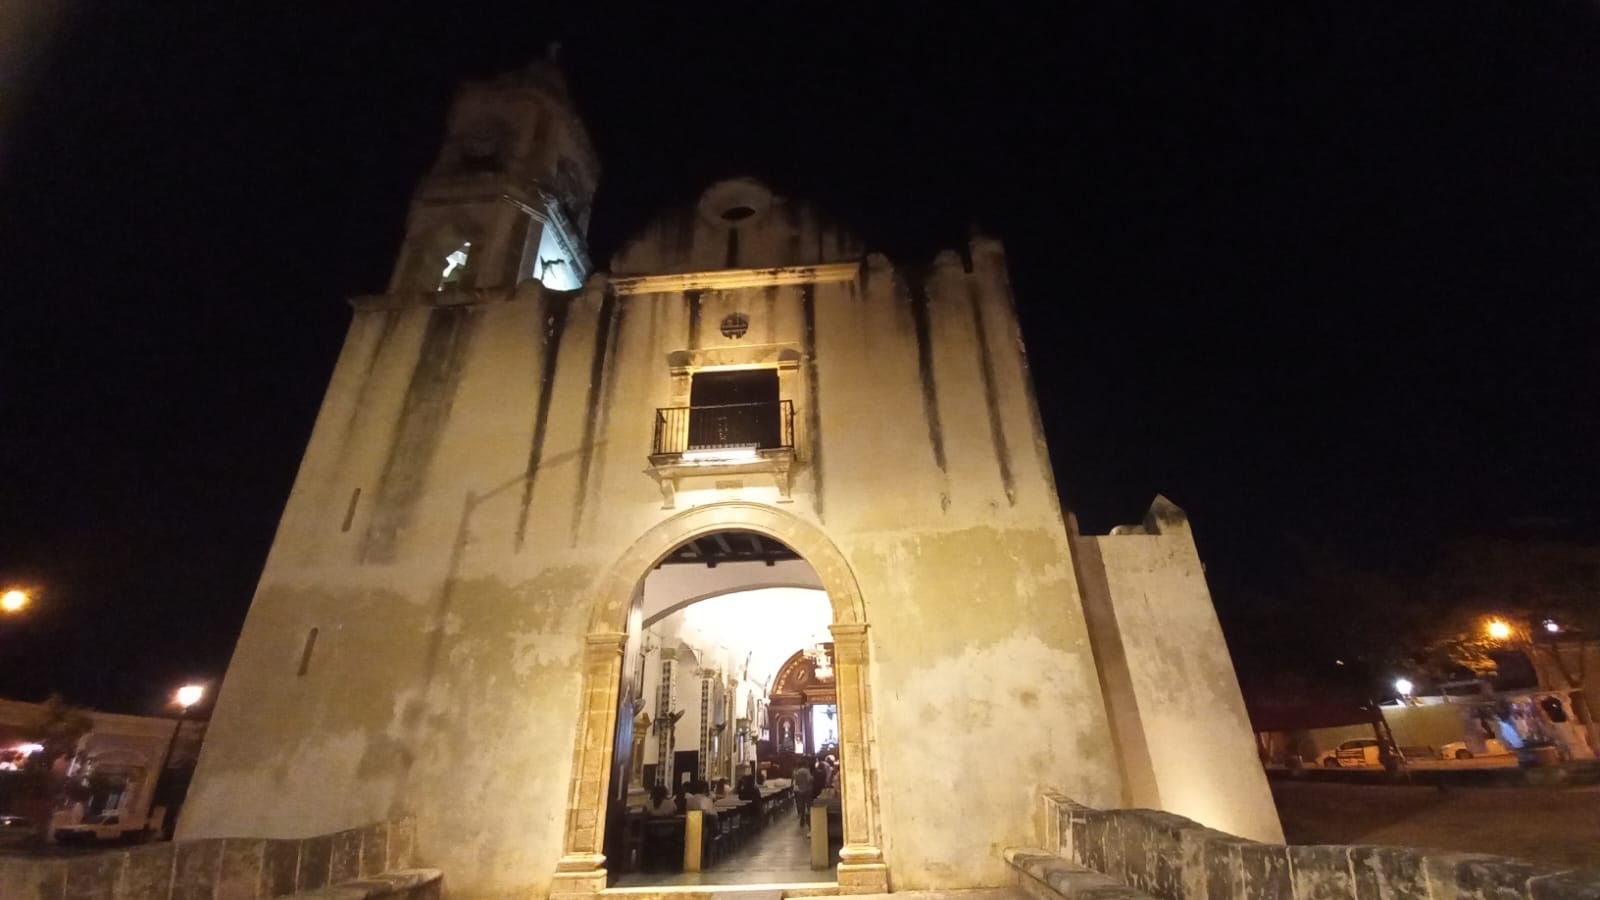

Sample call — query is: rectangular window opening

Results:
[687,369,782,451]
[297,628,320,677]
[341,488,362,532]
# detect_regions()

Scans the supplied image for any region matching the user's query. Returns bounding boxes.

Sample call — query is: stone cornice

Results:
[609,261,861,296]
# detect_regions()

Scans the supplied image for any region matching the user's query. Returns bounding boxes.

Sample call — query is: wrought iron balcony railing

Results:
[652,401,795,458]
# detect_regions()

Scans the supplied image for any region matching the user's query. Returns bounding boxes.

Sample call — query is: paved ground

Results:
[1273,781,1600,872]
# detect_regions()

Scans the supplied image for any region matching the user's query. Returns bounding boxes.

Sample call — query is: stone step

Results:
[1005,849,1157,900]
[288,867,442,900]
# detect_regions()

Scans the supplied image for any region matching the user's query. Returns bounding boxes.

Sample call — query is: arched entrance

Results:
[550,502,888,897]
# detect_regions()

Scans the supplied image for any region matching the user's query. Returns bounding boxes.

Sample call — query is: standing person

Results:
[791,762,813,830]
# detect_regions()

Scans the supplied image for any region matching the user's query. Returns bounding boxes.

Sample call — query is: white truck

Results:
[52,808,162,845]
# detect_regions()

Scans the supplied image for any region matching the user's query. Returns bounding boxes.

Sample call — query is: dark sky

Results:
[1,3,1596,714]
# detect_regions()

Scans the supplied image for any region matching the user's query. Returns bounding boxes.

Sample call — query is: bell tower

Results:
[389,45,599,294]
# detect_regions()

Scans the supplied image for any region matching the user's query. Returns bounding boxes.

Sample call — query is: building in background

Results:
[0,697,205,838]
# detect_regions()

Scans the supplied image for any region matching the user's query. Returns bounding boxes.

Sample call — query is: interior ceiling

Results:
[659,530,800,567]
[658,587,832,690]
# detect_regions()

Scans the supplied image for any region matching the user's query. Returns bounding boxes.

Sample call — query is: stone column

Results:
[551,631,626,900]
[830,622,889,894]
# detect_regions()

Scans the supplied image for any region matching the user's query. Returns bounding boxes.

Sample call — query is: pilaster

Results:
[552,631,626,900]
[830,622,889,893]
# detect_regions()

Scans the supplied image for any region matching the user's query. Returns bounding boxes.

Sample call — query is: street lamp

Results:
[1486,620,1512,641]
[1,589,29,614]
[175,685,204,710]
[1394,677,1414,698]
[153,684,205,839]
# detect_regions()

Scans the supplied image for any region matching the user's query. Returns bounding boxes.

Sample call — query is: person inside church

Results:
[736,774,762,802]
[682,780,719,821]
[644,784,677,817]
[790,762,813,827]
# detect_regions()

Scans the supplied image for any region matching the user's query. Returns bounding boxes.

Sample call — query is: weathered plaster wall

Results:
[185,183,1132,896]
[1075,499,1284,844]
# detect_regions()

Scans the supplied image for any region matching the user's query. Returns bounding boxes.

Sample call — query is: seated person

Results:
[737,775,762,802]
[682,780,719,820]
[644,784,677,817]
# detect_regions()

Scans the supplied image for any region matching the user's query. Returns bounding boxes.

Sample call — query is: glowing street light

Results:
[1486,620,1512,641]
[175,684,205,710]
[153,682,207,839]
[1394,678,1414,697]
[0,589,29,614]
[1544,620,1561,634]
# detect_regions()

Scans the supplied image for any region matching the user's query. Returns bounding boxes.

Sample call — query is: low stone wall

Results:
[0,818,422,900]
[1034,792,1600,900]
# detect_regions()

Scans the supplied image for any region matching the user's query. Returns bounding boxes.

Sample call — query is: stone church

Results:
[179,56,1279,899]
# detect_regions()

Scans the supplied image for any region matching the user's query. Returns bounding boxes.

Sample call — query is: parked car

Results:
[0,815,35,845]
[1316,738,1382,768]
[1437,739,1507,760]
[53,813,142,845]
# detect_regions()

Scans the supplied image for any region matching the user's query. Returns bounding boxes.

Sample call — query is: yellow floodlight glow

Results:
[0,590,28,614]
[1486,620,1512,640]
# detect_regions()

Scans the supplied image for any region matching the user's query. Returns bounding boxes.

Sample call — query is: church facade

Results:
[179,58,1279,899]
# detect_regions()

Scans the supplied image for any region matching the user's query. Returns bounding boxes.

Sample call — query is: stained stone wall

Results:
[1073,498,1284,844]
[1034,795,1600,900]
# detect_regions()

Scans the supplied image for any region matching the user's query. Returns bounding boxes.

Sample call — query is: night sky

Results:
[1,3,1596,714]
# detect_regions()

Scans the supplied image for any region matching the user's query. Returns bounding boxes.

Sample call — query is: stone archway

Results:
[551,502,889,898]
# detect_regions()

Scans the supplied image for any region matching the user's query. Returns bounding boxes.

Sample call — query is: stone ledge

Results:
[290,868,442,900]
[1006,848,1157,900]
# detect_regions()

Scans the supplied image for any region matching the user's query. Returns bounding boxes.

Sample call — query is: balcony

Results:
[647,401,796,507]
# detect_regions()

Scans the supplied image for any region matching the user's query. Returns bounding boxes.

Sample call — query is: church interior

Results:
[606,530,847,886]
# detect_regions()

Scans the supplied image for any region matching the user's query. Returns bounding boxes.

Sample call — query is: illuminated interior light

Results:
[681,446,759,464]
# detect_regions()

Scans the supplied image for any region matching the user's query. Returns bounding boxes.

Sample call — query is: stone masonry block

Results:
[1529,873,1600,900]
[261,840,300,898]
[172,840,224,900]
[1424,854,1544,900]
[1349,845,1429,900]
[388,817,417,870]
[0,859,33,900]
[1070,812,1088,866]
[1203,834,1246,900]
[1289,845,1355,900]
[330,829,362,884]
[1237,843,1293,900]
[359,823,389,878]
[297,834,334,892]
[216,838,267,900]
[1181,827,1248,900]
[64,853,123,900]
[117,843,176,900]
[1117,813,1153,894]
[1118,809,1198,900]
[1080,810,1115,877]
[33,860,69,900]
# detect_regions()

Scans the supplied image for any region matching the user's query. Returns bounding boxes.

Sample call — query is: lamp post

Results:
[153,684,204,839]
[1,589,29,614]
